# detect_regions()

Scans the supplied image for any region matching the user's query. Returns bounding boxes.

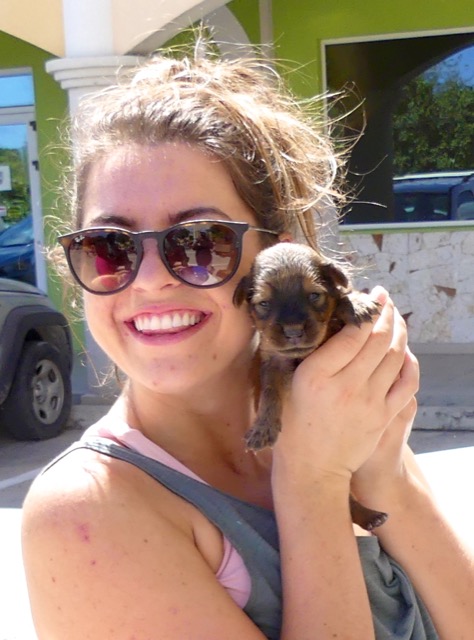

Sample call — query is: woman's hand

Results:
[273,287,415,486]
[350,364,420,512]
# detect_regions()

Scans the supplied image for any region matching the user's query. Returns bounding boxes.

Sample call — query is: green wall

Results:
[0,33,68,219]
[0,30,80,348]
[232,0,474,95]
[0,31,68,301]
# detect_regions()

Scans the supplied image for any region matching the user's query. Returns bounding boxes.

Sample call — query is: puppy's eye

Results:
[308,292,321,303]
[257,300,270,309]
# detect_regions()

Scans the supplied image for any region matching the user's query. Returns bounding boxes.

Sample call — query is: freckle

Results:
[212,353,217,360]
[51,576,56,583]
[90,559,97,566]
[77,523,91,543]
[143,538,149,544]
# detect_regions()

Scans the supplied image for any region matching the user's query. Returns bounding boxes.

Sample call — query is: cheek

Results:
[217,289,256,341]
[239,235,265,275]
[83,295,116,342]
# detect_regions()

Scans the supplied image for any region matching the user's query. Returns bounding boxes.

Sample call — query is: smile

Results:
[133,311,203,333]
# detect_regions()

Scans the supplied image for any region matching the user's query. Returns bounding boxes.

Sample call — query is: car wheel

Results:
[0,341,72,440]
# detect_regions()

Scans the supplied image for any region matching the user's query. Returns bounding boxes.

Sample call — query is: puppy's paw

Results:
[245,420,280,451]
[364,510,389,531]
[347,293,381,326]
[350,495,388,531]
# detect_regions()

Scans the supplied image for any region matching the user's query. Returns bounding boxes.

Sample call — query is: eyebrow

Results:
[86,207,230,229]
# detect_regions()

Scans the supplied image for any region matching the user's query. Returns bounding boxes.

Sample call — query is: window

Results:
[325,33,474,226]
[0,72,34,108]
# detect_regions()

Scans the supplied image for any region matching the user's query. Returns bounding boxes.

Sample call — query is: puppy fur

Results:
[234,242,387,531]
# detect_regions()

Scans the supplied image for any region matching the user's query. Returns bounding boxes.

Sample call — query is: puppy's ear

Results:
[233,274,253,307]
[318,260,349,292]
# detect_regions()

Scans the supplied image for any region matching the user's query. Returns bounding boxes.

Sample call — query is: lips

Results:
[132,311,204,334]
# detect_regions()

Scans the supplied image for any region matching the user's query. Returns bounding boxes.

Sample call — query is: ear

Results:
[318,260,349,291]
[278,232,293,243]
[233,274,253,307]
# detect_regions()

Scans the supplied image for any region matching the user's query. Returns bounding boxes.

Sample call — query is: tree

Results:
[392,68,474,175]
[0,147,30,222]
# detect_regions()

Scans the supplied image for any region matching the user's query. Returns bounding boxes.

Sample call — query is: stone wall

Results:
[340,229,474,344]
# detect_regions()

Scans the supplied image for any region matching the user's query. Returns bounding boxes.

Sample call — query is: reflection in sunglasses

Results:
[58,219,279,294]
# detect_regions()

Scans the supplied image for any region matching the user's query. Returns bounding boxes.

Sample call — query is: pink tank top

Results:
[82,411,252,608]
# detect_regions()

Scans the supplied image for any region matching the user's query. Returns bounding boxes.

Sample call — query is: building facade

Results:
[1,0,474,392]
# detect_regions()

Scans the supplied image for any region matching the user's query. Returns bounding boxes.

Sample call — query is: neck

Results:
[115,371,273,507]
[123,372,254,458]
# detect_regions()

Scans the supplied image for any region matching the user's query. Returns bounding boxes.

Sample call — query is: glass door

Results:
[0,109,46,289]
[0,70,45,289]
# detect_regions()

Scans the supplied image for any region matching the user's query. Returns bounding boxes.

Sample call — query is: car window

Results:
[394,192,449,222]
[0,217,33,247]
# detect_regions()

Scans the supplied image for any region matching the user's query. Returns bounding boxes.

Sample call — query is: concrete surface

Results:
[415,353,474,429]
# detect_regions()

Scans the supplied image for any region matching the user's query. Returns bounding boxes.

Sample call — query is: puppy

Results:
[234,242,387,531]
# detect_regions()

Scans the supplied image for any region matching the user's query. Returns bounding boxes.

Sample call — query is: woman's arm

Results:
[353,400,474,640]
[272,467,375,639]
[272,289,417,639]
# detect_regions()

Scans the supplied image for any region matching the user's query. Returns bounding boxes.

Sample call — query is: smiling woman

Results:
[21,41,474,640]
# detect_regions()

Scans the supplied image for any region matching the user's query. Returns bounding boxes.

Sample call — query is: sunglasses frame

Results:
[58,219,279,294]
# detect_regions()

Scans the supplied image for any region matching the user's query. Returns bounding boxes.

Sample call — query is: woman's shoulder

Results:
[21,444,259,639]
[23,442,193,538]
[22,440,225,580]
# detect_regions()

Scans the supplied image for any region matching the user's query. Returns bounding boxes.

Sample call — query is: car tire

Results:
[0,341,72,440]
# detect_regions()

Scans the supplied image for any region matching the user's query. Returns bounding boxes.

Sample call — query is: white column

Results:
[62,0,114,57]
[46,56,140,112]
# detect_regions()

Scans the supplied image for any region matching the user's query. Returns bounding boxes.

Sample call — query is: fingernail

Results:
[371,285,388,304]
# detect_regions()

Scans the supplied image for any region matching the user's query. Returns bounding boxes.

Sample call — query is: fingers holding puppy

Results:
[278,290,415,478]
[296,285,393,383]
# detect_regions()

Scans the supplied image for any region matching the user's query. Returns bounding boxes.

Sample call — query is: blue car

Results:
[393,171,474,223]
[0,215,36,284]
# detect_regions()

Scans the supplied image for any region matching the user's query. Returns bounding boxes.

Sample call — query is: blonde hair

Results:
[65,47,346,249]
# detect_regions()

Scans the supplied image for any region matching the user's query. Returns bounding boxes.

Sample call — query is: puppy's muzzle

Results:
[282,324,305,340]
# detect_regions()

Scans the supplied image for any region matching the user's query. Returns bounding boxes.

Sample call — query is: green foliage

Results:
[392,70,474,175]
[0,147,30,223]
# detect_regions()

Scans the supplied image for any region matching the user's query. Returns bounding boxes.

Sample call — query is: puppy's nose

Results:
[283,325,304,339]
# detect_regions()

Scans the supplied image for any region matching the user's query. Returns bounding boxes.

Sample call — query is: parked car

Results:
[393,171,474,223]
[0,277,73,440]
[0,215,36,284]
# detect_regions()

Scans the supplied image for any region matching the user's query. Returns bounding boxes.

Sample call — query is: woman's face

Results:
[81,142,263,396]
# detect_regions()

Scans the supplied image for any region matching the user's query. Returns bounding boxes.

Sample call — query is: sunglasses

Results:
[58,219,279,294]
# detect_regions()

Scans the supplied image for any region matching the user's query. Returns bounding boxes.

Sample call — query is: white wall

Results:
[341,228,474,348]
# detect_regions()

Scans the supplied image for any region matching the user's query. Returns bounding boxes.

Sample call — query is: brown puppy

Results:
[234,242,387,531]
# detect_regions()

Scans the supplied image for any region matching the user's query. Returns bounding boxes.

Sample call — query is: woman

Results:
[22,49,473,639]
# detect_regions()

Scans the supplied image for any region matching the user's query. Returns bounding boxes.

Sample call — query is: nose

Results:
[282,324,305,339]
[131,238,178,290]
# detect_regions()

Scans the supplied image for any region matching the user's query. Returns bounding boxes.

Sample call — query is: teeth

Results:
[134,312,200,333]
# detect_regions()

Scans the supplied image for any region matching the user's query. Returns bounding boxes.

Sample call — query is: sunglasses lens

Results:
[67,230,137,293]
[164,222,240,287]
